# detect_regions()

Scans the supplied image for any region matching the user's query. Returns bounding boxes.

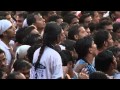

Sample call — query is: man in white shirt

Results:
[0,19,16,69]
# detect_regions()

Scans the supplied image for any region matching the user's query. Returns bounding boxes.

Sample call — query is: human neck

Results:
[1,37,10,47]
[85,54,94,64]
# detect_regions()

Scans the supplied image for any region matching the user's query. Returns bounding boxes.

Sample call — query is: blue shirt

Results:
[74,59,96,75]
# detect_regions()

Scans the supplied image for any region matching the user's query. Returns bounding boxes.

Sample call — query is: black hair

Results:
[6,72,24,79]
[23,34,42,46]
[62,39,76,51]
[94,30,109,49]
[113,22,120,33]
[88,22,98,34]
[13,59,32,72]
[34,22,62,70]
[15,27,27,44]
[26,14,36,26]
[68,24,83,41]
[48,15,62,22]
[79,13,91,24]
[60,22,69,30]
[63,13,78,24]
[89,71,108,79]
[97,20,112,30]
[75,36,93,61]
[107,46,120,57]
[17,12,28,19]
[95,50,114,72]
[27,44,41,63]
[59,50,74,66]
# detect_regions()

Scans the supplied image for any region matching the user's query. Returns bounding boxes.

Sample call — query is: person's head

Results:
[40,11,57,22]
[48,15,63,25]
[24,26,39,35]
[16,12,27,28]
[23,34,42,46]
[15,27,27,44]
[27,13,46,31]
[109,11,120,22]
[75,36,97,61]
[95,50,117,74]
[13,59,32,79]
[89,71,108,79]
[107,46,120,71]
[32,12,46,31]
[0,19,16,39]
[0,49,7,68]
[62,39,77,61]
[15,45,31,60]
[88,22,98,35]
[113,22,120,38]
[98,20,113,32]
[34,22,63,70]
[60,22,69,38]
[79,13,92,26]
[63,13,79,26]
[94,30,113,51]
[59,50,74,68]
[6,72,26,79]
[68,24,88,41]
[90,11,100,24]
[27,44,41,63]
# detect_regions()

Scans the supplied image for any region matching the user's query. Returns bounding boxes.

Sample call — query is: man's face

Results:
[16,16,24,28]
[0,53,7,68]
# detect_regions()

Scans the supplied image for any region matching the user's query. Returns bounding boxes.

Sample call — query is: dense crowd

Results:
[0,11,120,79]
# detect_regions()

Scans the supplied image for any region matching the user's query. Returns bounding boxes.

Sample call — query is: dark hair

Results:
[95,50,114,72]
[107,46,120,57]
[48,15,62,22]
[97,20,112,30]
[113,22,120,33]
[18,12,28,19]
[23,34,42,46]
[13,59,32,72]
[63,13,78,24]
[27,44,41,63]
[89,22,98,34]
[68,24,84,41]
[24,26,36,35]
[60,22,69,30]
[6,72,24,79]
[26,14,36,26]
[94,30,109,49]
[15,27,27,44]
[79,13,91,24]
[75,36,93,61]
[62,39,76,51]
[89,71,108,79]
[34,22,62,70]
[59,50,74,66]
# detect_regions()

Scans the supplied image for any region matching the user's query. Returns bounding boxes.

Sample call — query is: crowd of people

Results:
[0,11,120,79]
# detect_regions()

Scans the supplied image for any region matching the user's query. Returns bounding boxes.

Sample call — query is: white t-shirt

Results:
[30,46,63,79]
[0,39,12,65]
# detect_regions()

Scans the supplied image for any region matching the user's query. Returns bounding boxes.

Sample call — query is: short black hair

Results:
[13,59,32,72]
[89,71,108,79]
[95,50,114,72]
[94,30,109,49]
[0,49,5,54]
[6,72,24,79]
[59,50,74,66]
[113,22,120,33]
[75,36,93,60]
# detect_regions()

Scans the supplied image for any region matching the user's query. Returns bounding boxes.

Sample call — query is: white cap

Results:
[15,45,31,59]
[0,19,12,35]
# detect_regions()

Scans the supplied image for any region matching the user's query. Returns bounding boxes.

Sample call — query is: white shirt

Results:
[0,39,12,65]
[30,46,63,79]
